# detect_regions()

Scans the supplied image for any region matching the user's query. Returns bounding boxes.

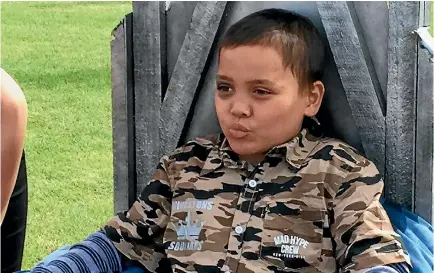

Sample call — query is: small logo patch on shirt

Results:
[168,210,204,251]
[273,235,309,259]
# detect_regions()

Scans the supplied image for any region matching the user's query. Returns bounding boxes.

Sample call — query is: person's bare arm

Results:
[1,68,28,223]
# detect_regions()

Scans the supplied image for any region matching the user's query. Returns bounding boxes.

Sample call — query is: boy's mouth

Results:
[228,129,249,138]
[228,124,251,138]
[232,123,250,132]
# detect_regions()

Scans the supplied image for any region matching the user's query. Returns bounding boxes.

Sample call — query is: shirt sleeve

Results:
[102,155,173,273]
[330,157,411,272]
[31,231,122,273]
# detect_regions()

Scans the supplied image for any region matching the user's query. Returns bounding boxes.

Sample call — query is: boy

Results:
[31,9,411,273]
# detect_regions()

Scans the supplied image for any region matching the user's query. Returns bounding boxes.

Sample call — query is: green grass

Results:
[431,2,434,36]
[1,2,132,268]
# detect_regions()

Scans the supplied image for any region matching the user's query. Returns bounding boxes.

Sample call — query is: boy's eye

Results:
[217,84,233,93]
[254,89,272,95]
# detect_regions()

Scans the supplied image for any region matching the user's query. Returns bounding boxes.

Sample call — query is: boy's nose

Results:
[230,101,252,118]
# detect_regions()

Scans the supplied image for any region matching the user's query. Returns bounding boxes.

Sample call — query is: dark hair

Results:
[220,8,326,90]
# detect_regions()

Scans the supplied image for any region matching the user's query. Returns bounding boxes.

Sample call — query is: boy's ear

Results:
[304,81,325,117]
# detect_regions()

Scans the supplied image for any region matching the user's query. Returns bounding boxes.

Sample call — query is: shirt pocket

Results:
[259,202,325,272]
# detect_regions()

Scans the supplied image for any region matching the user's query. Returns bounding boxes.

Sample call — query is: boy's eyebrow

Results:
[217,74,277,87]
[216,74,232,81]
[246,79,277,87]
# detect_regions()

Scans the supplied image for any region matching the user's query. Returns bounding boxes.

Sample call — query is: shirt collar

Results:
[277,126,322,169]
[200,134,244,176]
[200,117,323,175]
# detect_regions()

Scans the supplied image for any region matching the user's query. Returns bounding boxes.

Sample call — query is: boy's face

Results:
[215,45,322,163]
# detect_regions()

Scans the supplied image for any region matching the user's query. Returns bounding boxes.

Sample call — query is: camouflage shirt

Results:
[103,127,411,273]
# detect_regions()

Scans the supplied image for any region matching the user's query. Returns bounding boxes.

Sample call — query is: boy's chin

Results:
[227,139,268,159]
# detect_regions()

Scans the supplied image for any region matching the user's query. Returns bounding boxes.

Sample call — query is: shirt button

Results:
[248,179,257,188]
[235,226,244,234]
